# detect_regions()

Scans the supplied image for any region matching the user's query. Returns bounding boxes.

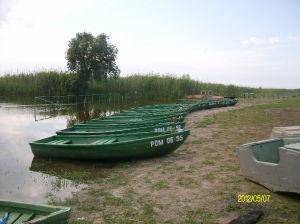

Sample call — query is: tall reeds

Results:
[0,70,299,98]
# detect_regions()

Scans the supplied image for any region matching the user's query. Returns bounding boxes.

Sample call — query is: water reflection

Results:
[30,156,115,181]
[0,96,178,203]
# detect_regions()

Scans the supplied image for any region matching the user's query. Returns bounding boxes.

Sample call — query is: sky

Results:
[0,0,299,89]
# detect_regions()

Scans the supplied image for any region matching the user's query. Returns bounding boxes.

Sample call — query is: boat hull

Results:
[236,135,300,194]
[77,117,185,126]
[30,130,190,160]
[92,114,186,121]
[0,200,70,224]
[57,122,186,135]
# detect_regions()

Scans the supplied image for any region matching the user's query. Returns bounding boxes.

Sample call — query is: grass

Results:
[203,160,214,165]
[204,173,215,180]
[191,139,212,144]
[46,195,79,206]
[48,97,300,223]
[178,177,195,187]
[196,118,216,128]
[152,180,169,189]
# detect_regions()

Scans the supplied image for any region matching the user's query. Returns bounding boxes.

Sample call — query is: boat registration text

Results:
[154,125,182,132]
[150,135,184,147]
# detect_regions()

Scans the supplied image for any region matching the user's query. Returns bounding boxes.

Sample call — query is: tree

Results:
[65,31,120,94]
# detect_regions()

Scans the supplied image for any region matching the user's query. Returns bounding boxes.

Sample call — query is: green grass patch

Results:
[196,118,216,128]
[227,165,240,172]
[142,203,157,216]
[203,160,215,165]
[46,195,79,206]
[153,180,169,189]
[178,177,194,187]
[88,188,110,196]
[204,173,215,180]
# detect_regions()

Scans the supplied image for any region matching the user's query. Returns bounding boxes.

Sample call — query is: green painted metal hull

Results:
[92,113,186,121]
[0,200,70,224]
[129,104,195,113]
[83,117,185,125]
[113,111,187,117]
[29,130,190,160]
[57,122,186,135]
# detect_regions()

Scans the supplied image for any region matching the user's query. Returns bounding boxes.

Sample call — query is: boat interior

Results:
[248,136,300,164]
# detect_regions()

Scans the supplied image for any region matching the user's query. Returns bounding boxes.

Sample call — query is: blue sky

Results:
[0,0,299,88]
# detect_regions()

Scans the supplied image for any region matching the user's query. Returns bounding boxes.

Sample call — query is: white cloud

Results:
[198,45,211,51]
[242,37,266,45]
[1,0,103,26]
[0,0,104,73]
[118,44,265,76]
[268,37,279,44]
[288,35,300,41]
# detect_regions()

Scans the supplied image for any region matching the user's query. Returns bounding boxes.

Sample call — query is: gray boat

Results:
[236,135,300,194]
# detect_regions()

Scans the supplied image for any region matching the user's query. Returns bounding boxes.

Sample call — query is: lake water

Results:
[0,96,178,203]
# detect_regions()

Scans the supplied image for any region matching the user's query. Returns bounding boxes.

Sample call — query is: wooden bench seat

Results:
[91,139,117,145]
[4,211,36,224]
[48,140,72,144]
[14,212,35,224]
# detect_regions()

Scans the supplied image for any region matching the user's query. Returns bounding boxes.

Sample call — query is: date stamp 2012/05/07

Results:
[238,195,270,203]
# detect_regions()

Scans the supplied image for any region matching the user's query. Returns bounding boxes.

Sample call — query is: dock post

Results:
[34,97,36,121]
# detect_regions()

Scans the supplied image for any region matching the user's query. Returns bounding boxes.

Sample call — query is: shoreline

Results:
[61,99,300,223]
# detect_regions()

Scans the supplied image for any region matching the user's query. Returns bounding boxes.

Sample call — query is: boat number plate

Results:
[150,135,184,147]
[154,125,182,132]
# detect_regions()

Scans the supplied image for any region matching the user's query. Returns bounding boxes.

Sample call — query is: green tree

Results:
[65,31,120,94]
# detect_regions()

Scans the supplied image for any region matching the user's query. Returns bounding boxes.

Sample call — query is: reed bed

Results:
[0,70,299,98]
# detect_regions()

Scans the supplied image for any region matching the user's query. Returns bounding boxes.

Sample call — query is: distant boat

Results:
[270,126,300,138]
[0,200,70,224]
[236,135,300,194]
[57,122,186,135]
[75,116,185,126]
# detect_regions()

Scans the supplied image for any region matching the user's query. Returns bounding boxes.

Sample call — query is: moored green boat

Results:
[129,104,195,113]
[57,122,186,135]
[89,116,185,125]
[0,200,70,224]
[29,130,190,160]
[92,113,186,121]
[114,110,187,117]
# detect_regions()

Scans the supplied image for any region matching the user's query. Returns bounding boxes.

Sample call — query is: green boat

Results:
[129,104,193,112]
[29,130,190,160]
[74,119,182,128]
[114,110,187,117]
[89,117,185,125]
[57,122,186,135]
[0,200,70,224]
[92,113,186,121]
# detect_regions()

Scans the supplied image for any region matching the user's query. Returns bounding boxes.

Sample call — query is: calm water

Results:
[0,96,178,203]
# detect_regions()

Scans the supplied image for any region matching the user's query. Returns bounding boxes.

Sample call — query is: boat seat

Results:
[48,140,72,144]
[129,119,143,121]
[14,212,35,224]
[285,143,300,152]
[91,139,117,144]
[283,137,300,146]
[4,211,35,224]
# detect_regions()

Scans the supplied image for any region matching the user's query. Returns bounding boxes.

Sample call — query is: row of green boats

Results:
[29,99,237,160]
[0,99,237,224]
